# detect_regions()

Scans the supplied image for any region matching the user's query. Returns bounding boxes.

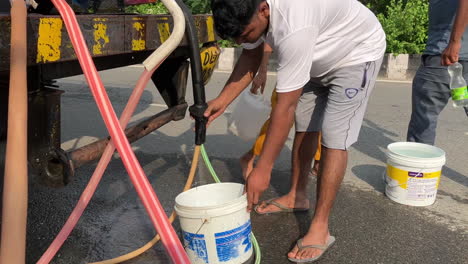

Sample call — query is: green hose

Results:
[200,144,262,264]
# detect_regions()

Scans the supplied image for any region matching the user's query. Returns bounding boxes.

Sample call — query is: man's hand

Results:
[202,45,264,127]
[442,40,462,66]
[204,98,227,126]
[250,68,267,94]
[245,166,271,211]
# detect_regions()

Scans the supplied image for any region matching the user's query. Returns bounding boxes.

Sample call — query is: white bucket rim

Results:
[386,142,446,165]
[175,182,246,211]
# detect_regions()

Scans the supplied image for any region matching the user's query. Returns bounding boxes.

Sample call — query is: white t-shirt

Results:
[243,0,386,93]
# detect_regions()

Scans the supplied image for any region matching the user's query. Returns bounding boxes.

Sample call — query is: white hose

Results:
[143,0,186,71]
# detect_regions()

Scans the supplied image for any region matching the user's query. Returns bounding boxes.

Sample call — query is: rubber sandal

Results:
[254,199,309,215]
[288,236,336,263]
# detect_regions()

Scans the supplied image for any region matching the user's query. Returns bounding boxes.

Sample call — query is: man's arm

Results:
[204,43,264,125]
[256,90,300,170]
[442,0,468,65]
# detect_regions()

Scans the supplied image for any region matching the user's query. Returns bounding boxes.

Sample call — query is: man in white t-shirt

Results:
[205,0,386,262]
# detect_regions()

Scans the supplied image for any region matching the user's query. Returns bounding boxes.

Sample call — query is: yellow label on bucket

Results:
[387,165,442,202]
[387,165,441,189]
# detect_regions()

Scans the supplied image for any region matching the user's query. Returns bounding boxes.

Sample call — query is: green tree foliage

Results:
[183,0,211,14]
[125,1,168,15]
[374,0,429,54]
[361,0,400,15]
[125,0,210,15]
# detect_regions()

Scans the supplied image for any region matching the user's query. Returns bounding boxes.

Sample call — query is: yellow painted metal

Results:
[206,16,216,42]
[36,18,63,63]
[93,18,110,55]
[132,20,146,51]
[200,44,221,85]
[157,17,171,44]
[1,14,217,71]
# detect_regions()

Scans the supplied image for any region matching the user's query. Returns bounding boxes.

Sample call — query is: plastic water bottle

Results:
[447,62,468,107]
[229,89,271,141]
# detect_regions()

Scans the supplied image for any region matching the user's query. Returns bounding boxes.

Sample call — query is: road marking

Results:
[377,79,412,84]
[214,69,277,76]
[149,103,169,108]
[214,70,412,83]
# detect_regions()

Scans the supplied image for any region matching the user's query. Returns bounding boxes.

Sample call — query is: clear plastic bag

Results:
[229,89,271,141]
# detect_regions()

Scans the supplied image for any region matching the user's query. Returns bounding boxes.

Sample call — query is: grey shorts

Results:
[295,57,383,150]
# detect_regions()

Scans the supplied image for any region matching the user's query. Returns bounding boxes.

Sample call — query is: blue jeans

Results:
[407,55,468,145]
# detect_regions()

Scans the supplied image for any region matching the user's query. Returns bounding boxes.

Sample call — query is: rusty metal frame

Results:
[70,103,187,171]
[0,13,216,73]
[0,13,217,186]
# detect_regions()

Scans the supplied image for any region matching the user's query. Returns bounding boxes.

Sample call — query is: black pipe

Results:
[175,0,208,145]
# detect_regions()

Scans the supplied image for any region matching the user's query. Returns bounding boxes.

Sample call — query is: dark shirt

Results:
[425,0,468,59]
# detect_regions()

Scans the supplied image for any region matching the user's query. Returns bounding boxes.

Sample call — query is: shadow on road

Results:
[352,164,387,193]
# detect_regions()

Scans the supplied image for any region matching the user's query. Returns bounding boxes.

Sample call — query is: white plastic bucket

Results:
[175,183,253,264]
[385,142,446,206]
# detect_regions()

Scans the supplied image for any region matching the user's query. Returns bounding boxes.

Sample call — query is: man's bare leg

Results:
[255,131,319,213]
[288,146,347,260]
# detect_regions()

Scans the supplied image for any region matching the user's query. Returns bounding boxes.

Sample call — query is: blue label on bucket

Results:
[215,220,252,262]
[183,231,209,263]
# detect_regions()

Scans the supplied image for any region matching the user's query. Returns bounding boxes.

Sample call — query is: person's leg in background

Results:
[240,90,278,179]
[407,55,452,145]
[255,80,328,214]
[254,133,320,214]
[310,132,321,176]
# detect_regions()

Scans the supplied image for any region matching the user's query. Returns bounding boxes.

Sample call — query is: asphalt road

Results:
[9,67,468,263]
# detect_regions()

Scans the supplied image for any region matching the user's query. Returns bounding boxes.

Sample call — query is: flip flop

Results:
[254,199,309,215]
[288,236,336,263]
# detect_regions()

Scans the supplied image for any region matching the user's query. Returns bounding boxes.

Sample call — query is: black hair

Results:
[211,0,264,40]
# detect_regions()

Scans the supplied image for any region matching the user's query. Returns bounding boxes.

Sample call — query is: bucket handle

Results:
[382,166,425,188]
[383,171,402,188]
[183,218,208,249]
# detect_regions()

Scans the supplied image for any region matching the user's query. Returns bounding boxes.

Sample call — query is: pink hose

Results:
[37,68,158,264]
[39,1,190,263]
